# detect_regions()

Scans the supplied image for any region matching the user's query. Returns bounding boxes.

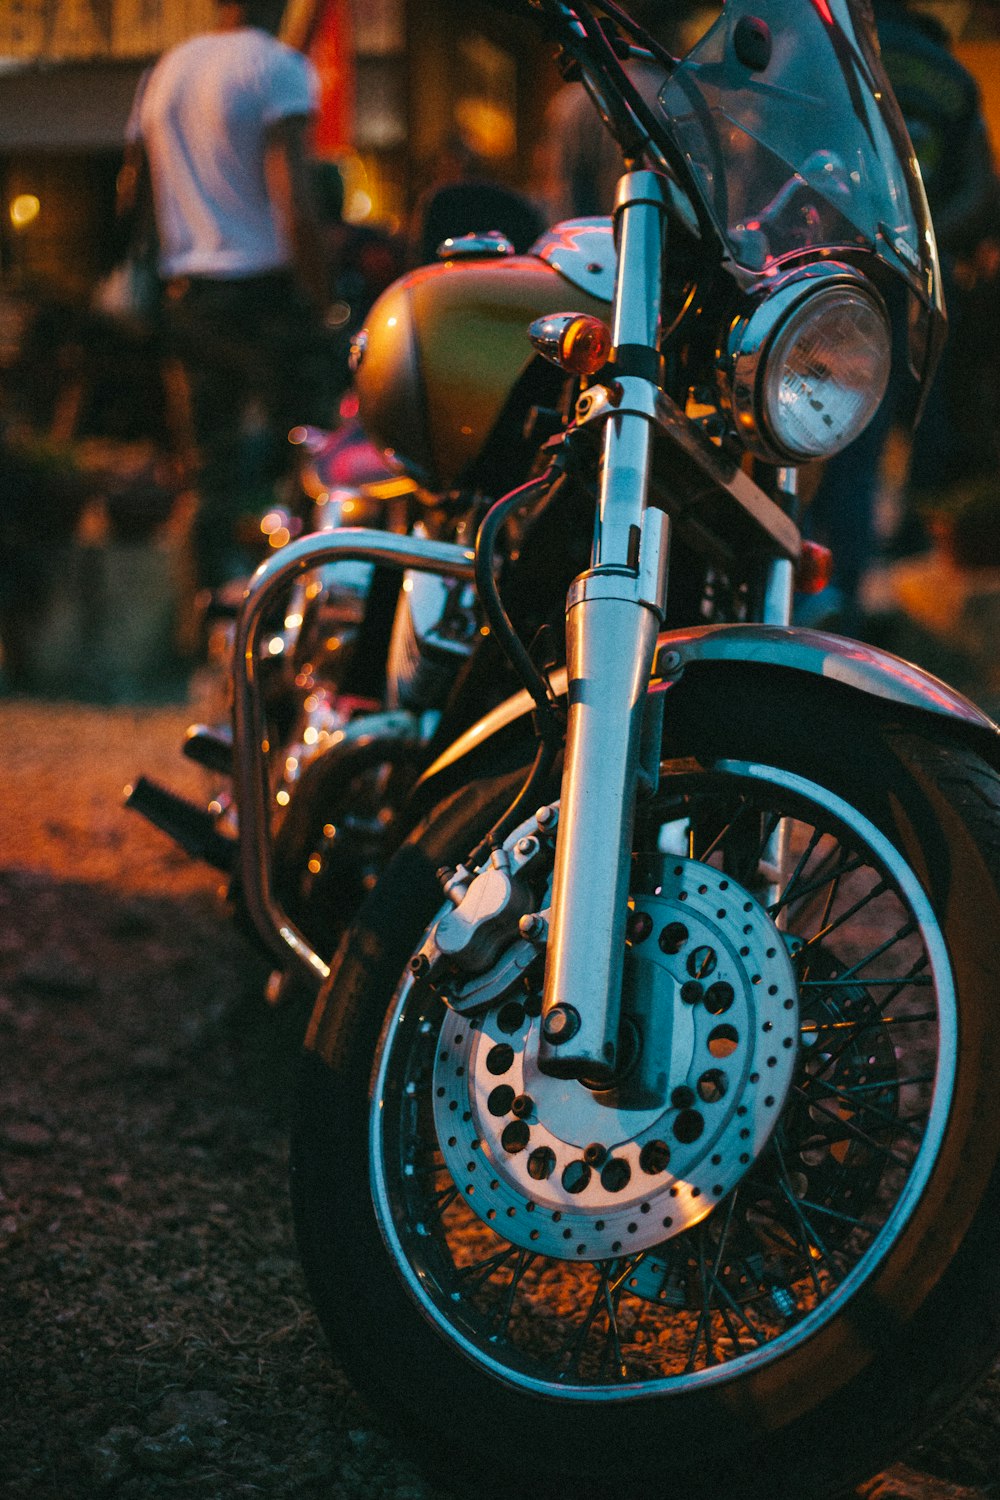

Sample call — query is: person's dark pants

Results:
[164,271,333,591]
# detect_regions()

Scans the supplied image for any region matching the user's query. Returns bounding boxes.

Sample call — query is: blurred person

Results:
[802,0,998,633]
[542,0,673,221]
[544,56,668,221]
[312,160,404,389]
[119,0,331,592]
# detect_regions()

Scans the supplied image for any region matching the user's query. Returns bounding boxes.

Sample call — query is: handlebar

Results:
[476,0,715,245]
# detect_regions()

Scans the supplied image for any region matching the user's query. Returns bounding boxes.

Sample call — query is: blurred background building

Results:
[2,1,999,298]
[2,0,1000,704]
[0,0,559,296]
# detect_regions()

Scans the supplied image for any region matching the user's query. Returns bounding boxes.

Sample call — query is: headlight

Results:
[722,264,892,463]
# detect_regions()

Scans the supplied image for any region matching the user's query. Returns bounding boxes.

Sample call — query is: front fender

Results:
[418,622,1000,795]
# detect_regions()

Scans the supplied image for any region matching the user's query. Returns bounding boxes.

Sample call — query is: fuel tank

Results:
[352,221,614,489]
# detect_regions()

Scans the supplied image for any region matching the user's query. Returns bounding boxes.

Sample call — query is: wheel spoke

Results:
[815,963,933,1076]
[705,1195,769,1351]
[848,1073,934,1094]
[771,849,867,920]
[798,881,900,957]
[800,1071,922,1144]
[796,1197,878,1231]
[799,976,933,989]
[803,1074,923,1128]
[693,794,760,865]
[792,1086,913,1166]
[771,1139,840,1293]
[597,1268,629,1382]
[684,1225,720,1371]
[455,1244,520,1290]
[556,1263,618,1380]
[490,1248,535,1342]
[412,1182,459,1236]
[769,826,827,918]
[802,1011,937,1032]
[805,919,918,981]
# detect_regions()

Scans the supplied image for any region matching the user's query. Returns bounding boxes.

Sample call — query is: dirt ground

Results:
[2,695,1000,1500]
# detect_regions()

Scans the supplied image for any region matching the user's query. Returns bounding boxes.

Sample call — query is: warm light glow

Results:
[267,636,285,655]
[454,99,516,159]
[345,190,372,222]
[261,510,285,535]
[10,194,40,228]
[366,476,418,500]
[276,789,291,806]
[308,857,322,875]
[268,526,291,549]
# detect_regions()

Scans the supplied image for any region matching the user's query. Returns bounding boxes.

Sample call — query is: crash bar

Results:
[231,528,476,984]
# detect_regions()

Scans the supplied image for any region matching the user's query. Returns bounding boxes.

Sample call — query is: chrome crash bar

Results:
[232,529,476,984]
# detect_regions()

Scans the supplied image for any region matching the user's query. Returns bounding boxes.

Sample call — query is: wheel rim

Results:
[370,759,957,1398]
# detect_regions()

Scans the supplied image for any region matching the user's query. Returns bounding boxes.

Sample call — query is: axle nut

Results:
[542,1003,581,1044]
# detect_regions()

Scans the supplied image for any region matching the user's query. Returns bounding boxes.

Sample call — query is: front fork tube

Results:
[538,169,669,1080]
[760,467,799,911]
[761,468,799,630]
[538,546,667,1078]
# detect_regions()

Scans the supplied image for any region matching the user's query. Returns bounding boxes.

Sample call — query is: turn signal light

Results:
[528,313,613,376]
[795,540,835,595]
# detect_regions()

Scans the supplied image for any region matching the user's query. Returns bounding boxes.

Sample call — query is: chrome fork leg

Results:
[539,171,670,1079]
[760,468,798,913]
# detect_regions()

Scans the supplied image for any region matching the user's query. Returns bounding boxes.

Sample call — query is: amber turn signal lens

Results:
[528,312,612,376]
[559,316,613,376]
[795,540,834,595]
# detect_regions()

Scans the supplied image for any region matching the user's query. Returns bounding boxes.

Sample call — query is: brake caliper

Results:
[410,808,558,1015]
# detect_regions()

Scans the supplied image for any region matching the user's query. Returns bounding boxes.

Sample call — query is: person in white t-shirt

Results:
[120,0,331,592]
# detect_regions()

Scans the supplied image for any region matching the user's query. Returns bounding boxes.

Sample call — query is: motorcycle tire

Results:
[291,668,1000,1500]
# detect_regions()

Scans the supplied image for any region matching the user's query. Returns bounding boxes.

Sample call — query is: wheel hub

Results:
[432,855,799,1260]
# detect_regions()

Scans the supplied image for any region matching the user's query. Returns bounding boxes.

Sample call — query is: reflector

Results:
[795,539,835,595]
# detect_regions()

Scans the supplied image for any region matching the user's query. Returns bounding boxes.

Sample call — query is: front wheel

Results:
[292,677,1000,1500]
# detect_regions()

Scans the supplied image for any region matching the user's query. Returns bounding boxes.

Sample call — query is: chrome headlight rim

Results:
[722,262,891,464]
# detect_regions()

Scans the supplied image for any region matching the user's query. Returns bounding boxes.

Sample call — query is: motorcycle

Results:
[144,0,1000,1494]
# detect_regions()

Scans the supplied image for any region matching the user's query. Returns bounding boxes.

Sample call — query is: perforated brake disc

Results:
[432,855,800,1263]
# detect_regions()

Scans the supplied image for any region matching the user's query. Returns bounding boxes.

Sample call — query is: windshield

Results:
[657,0,940,318]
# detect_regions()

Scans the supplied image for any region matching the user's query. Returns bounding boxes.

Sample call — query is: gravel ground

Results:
[2,695,1000,1500]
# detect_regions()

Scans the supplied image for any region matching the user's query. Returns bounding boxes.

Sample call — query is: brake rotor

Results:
[432,855,800,1261]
